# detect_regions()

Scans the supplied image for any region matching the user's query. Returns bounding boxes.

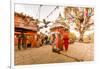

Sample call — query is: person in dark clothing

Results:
[21,32,27,49]
[18,34,21,50]
[45,35,48,44]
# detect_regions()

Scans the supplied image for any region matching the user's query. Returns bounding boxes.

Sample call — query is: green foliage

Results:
[69,32,76,44]
[89,33,94,43]
[83,32,94,43]
[83,35,90,43]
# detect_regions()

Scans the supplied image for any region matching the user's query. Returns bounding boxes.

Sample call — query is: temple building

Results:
[14,12,39,49]
[50,13,69,48]
[50,13,69,32]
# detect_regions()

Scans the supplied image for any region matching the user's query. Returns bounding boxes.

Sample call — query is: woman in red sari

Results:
[60,28,69,51]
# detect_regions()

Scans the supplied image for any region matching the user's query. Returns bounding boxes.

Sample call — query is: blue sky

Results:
[15,4,64,21]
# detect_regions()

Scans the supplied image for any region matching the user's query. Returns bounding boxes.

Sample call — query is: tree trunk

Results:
[79,31,84,42]
[79,34,83,42]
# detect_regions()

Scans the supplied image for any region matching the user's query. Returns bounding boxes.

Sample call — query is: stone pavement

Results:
[15,42,94,65]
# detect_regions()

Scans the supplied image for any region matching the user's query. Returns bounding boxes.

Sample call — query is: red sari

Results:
[63,32,69,50]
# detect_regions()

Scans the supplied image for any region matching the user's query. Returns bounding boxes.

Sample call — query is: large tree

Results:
[64,7,94,42]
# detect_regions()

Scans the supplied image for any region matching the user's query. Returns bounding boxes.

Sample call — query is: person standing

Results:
[18,34,21,50]
[51,32,60,54]
[21,32,27,49]
[60,28,69,51]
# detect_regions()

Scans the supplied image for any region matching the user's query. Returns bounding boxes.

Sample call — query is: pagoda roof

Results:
[50,13,69,29]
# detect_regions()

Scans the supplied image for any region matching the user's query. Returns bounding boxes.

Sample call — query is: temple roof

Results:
[50,13,69,29]
[55,13,65,23]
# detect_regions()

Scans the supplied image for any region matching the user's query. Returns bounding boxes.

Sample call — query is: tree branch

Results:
[84,23,94,31]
